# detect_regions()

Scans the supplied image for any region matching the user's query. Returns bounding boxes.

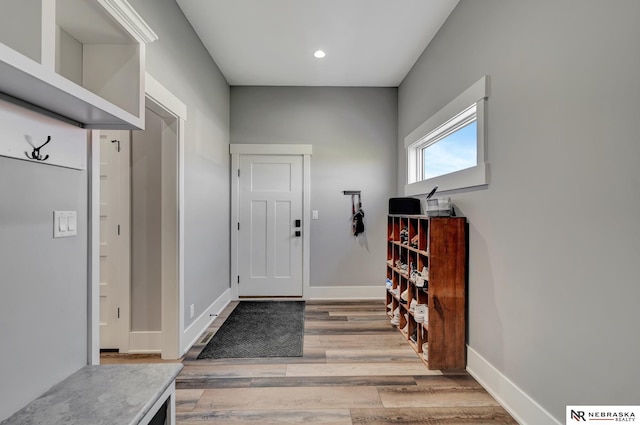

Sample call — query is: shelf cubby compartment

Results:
[408,217,419,248]
[56,0,142,118]
[392,216,400,242]
[0,0,157,129]
[0,0,43,64]
[419,218,429,252]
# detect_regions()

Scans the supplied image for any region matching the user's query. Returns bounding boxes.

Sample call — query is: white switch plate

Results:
[53,211,77,238]
[312,210,319,220]
[190,304,195,318]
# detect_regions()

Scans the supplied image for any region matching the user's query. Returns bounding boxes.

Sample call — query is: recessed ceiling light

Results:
[313,50,326,59]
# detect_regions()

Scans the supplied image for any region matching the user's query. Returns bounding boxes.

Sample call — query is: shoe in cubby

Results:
[414,304,427,323]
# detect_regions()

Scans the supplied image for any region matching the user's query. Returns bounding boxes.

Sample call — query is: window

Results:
[405,76,489,195]
[419,105,477,181]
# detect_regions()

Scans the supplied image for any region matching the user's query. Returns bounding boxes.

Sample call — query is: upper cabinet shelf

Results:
[0,0,157,129]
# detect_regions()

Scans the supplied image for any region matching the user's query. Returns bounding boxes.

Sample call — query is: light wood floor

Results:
[102,300,517,424]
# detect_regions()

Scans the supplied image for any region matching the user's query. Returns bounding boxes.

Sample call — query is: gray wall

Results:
[231,87,398,288]
[0,156,88,420]
[131,108,162,331]
[399,0,640,421]
[128,0,231,327]
[0,4,230,418]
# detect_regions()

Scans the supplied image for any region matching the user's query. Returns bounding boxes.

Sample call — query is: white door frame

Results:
[88,73,186,363]
[230,144,312,300]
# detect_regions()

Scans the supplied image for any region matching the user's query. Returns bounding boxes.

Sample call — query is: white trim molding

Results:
[144,74,187,360]
[145,74,187,121]
[467,346,562,425]
[97,0,159,44]
[230,144,312,155]
[405,162,489,196]
[404,76,489,148]
[404,76,490,195]
[88,131,100,365]
[182,288,232,356]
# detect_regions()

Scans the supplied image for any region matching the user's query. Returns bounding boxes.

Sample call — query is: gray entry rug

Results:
[197,301,305,359]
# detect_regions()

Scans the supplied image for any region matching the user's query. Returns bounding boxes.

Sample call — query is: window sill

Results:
[404,162,489,196]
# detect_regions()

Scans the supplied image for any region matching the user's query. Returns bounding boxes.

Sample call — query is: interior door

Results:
[99,130,130,350]
[238,155,303,297]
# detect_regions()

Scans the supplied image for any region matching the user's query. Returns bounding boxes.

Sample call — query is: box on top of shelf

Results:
[426,197,452,217]
[389,197,421,215]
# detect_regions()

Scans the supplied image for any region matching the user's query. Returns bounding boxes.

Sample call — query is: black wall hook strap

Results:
[25,136,52,161]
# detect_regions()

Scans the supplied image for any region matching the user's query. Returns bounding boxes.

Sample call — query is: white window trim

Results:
[404,76,489,195]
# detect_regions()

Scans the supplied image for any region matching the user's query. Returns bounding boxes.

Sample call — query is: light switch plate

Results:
[53,211,77,238]
[312,210,319,220]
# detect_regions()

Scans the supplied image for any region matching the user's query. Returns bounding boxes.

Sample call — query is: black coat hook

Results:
[25,136,52,161]
[111,139,120,152]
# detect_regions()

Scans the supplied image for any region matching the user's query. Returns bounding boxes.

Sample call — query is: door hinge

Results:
[117,307,120,319]
[237,169,240,177]
[237,276,240,284]
[237,222,240,230]
[117,224,121,236]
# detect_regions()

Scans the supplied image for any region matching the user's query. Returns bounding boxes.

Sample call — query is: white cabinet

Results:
[0,0,157,129]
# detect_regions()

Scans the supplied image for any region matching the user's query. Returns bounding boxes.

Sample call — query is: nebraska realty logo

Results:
[567,406,638,422]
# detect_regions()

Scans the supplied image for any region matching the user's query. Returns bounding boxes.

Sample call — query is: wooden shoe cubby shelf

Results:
[386,215,467,370]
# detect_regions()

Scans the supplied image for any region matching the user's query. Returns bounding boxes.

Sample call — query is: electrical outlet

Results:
[190,304,195,318]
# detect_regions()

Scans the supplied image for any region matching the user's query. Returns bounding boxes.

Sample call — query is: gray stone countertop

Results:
[0,363,183,425]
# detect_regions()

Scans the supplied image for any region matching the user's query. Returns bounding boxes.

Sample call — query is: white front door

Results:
[238,155,304,297]
[99,130,130,350]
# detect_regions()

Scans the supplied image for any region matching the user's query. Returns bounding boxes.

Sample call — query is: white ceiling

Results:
[176,0,459,87]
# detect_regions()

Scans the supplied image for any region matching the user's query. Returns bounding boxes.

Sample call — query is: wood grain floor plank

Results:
[175,389,204,412]
[305,327,398,335]
[249,375,418,388]
[178,409,353,424]
[176,378,252,389]
[285,362,441,377]
[413,374,485,389]
[324,349,419,363]
[377,386,500,408]
[327,311,388,317]
[179,364,287,379]
[350,407,519,424]
[308,334,409,350]
[193,386,383,410]
[305,321,391,330]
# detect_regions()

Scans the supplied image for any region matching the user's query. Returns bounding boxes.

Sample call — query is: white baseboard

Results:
[307,285,385,300]
[181,288,231,356]
[128,331,162,353]
[466,346,562,425]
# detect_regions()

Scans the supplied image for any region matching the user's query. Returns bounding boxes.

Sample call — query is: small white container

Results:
[426,197,452,216]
